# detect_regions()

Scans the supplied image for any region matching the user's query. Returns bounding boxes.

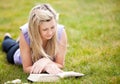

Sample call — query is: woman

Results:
[2,4,67,74]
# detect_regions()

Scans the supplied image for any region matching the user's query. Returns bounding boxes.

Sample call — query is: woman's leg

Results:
[2,36,17,53]
[2,34,19,64]
[7,43,19,64]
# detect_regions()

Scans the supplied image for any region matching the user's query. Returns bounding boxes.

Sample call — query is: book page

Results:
[27,71,84,82]
[27,74,59,82]
[57,71,84,78]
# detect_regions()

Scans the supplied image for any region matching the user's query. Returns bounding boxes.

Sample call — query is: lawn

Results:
[0,0,120,84]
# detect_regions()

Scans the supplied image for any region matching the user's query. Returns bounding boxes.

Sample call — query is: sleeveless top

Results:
[13,23,64,65]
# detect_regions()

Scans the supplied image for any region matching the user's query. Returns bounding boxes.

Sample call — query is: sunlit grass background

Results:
[0,0,120,84]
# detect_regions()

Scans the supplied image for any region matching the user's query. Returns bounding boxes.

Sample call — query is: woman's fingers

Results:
[45,63,63,74]
[51,66,63,74]
[31,62,44,74]
[30,58,51,74]
[30,58,63,74]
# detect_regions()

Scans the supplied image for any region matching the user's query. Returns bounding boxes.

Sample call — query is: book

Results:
[27,71,84,82]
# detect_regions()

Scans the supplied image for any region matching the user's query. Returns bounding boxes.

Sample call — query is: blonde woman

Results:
[2,4,67,74]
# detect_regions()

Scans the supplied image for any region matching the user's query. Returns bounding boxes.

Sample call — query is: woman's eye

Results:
[51,26,54,29]
[43,28,48,31]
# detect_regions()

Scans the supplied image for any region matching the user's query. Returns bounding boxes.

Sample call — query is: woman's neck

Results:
[42,40,48,49]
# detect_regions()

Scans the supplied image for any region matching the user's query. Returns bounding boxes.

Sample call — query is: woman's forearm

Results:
[23,66,32,73]
[54,62,64,69]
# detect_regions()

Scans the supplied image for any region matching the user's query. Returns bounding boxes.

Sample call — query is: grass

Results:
[0,0,120,84]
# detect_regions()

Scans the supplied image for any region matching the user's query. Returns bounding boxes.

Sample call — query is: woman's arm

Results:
[19,32,33,73]
[43,29,67,74]
[19,32,52,74]
[55,28,67,68]
[19,28,67,73]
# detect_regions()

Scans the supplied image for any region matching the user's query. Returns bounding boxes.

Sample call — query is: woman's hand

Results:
[44,62,63,74]
[30,58,51,74]
[30,57,63,74]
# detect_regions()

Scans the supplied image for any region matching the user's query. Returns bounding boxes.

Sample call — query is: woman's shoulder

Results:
[57,24,65,40]
[20,23,29,33]
[57,24,64,29]
[20,23,30,45]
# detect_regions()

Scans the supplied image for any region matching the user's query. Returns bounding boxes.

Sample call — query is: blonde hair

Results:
[28,4,58,62]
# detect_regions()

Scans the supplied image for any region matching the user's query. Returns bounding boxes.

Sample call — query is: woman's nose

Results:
[48,30,52,35]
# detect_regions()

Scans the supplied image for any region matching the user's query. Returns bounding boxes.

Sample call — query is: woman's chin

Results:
[46,37,52,40]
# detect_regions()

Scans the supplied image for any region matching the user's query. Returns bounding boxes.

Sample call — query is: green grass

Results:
[0,0,120,84]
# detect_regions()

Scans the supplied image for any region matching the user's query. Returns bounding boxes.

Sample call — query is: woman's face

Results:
[39,18,56,41]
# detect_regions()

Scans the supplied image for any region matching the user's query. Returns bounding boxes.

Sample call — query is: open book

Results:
[27,71,84,82]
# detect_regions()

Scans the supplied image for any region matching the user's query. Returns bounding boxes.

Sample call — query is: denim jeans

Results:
[2,36,19,64]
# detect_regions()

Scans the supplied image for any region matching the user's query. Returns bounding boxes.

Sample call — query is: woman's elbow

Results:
[23,68,28,73]
[22,67,30,73]
[59,63,65,69]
